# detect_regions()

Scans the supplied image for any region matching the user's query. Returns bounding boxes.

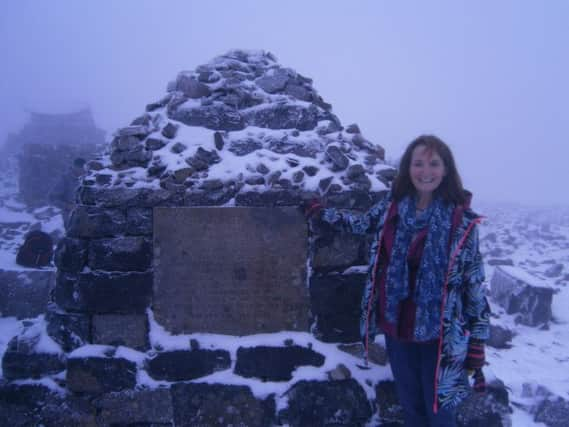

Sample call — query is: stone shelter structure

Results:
[4,108,105,207]
[0,50,509,426]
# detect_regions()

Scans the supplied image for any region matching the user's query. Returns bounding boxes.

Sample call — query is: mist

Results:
[1,0,568,206]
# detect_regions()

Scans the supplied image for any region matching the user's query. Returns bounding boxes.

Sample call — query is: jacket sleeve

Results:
[360,272,379,345]
[460,224,490,389]
[319,197,388,235]
[462,224,491,341]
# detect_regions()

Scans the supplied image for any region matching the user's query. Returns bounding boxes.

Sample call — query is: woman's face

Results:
[409,145,446,198]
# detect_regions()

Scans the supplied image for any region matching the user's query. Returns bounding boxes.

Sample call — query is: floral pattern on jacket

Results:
[320,192,490,411]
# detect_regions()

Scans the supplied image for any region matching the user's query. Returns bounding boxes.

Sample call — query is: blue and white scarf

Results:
[385,195,454,341]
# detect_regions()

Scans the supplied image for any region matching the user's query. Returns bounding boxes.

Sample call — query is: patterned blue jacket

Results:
[321,192,490,411]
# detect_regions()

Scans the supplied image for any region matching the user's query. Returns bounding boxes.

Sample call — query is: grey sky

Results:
[1,0,568,206]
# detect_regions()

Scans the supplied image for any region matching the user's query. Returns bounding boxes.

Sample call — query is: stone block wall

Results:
[2,178,522,427]
[2,185,399,426]
[0,185,512,425]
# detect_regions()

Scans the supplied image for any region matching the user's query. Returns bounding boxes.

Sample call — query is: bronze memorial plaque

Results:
[153,207,309,335]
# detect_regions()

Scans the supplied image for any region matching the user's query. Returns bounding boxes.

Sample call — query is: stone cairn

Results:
[0,50,507,426]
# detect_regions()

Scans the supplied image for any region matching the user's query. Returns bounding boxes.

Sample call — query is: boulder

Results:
[213,131,224,150]
[184,187,237,206]
[79,186,184,208]
[490,266,554,326]
[170,102,245,131]
[54,270,153,314]
[338,342,388,366]
[544,263,563,278]
[67,353,137,394]
[146,349,231,381]
[325,145,349,170]
[345,123,361,134]
[185,146,221,170]
[303,165,319,176]
[228,137,263,156]
[126,207,153,235]
[170,141,187,154]
[15,230,53,268]
[243,103,319,130]
[375,380,404,425]
[146,93,173,112]
[94,389,173,426]
[456,380,511,427]
[279,379,372,426]
[0,383,96,426]
[88,236,152,271]
[145,136,167,150]
[234,345,325,381]
[346,164,366,180]
[313,232,367,272]
[115,125,153,138]
[175,73,211,98]
[46,306,91,352]
[310,272,367,343]
[487,324,514,349]
[327,363,352,380]
[171,383,275,427]
[92,314,149,351]
[534,396,569,427]
[285,82,313,102]
[2,332,65,380]
[376,167,397,185]
[66,206,127,238]
[324,189,385,211]
[235,190,303,207]
[256,67,291,93]
[110,136,152,167]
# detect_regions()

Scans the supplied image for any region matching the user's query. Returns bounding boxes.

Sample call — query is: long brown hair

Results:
[392,135,466,205]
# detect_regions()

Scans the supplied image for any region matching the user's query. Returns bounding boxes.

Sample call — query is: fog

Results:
[1,0,568,206]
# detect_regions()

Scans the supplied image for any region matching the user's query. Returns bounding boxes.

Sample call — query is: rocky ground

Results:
[476,200,569,426]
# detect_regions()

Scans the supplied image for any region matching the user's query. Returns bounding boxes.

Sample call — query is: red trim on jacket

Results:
[374,201,398,337]
[432,212,481,413]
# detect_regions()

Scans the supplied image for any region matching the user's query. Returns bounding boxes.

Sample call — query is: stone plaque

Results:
[153,207,309,335]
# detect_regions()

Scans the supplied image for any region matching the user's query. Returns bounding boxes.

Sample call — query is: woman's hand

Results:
[302,198,323,218]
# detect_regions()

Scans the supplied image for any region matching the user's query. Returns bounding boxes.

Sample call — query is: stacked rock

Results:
[90,49,394,207]
[2,50,395,426]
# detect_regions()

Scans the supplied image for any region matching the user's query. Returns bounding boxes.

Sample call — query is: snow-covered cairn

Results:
[2,50,505,426]
[92,50,392,198]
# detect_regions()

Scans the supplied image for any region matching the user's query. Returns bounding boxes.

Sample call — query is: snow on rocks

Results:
[94,49,393,202]
[0,49,398,426]
[1,316,65,381]
[490,265,554,327]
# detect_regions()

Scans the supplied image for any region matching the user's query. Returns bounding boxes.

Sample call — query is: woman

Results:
[312,135,490,426]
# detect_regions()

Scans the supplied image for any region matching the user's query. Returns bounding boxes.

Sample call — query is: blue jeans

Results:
[385,335,457,427]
